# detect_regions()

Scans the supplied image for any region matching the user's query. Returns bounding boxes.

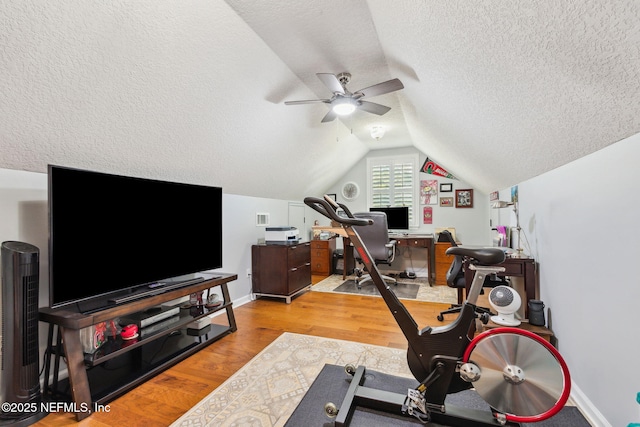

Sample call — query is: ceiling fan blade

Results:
[321,109,338,123]
[355,78,404,98]
[317,73,346,95]
[358,100,391,116]
[284,99,331,105]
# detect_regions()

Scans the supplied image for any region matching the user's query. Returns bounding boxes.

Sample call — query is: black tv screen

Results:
[48,165,223,309]
[369,206,409,230]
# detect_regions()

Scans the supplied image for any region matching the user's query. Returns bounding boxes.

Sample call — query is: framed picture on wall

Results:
[440,197,453,207]
[440,183,453,192]
[423,206,433,224]
[421,180,438,205]
[455,189,474,208]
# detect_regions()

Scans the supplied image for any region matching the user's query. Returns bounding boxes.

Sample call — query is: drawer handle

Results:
[291,267,298,272]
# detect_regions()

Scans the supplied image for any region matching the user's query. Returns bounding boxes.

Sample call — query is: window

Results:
[367,154,419,227]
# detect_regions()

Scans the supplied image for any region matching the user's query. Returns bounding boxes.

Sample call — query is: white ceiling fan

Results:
[284,72,404,123]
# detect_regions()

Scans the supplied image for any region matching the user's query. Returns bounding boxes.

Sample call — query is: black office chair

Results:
[436,230,508,321]
[352,212,397,289]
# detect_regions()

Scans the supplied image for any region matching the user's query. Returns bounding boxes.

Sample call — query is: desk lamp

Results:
[492,200,524,258]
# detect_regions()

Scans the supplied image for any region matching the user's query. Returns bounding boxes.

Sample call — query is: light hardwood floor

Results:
[35,276,473,426]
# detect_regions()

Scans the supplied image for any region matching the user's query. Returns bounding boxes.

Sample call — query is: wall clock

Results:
[341,182,360,200]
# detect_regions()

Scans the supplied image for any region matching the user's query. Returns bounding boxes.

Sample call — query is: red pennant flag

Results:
[421,158,457,179]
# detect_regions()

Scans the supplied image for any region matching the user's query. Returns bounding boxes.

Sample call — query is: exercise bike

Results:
[304,196,571,427]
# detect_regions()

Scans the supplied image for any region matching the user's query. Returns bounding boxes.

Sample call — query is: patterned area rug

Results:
[312,274,457,304]
[171,332,584,427]
[170,332,413,427]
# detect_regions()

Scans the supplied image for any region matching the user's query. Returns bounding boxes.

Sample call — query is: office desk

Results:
[393,235,435,282]
[312,226,434,282]
[464,256,537,319]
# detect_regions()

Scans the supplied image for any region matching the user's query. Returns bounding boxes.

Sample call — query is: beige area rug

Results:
[312,274,458,305]
[170,332,412,427]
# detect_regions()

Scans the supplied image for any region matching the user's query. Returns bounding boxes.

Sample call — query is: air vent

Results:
[256,213,270,226]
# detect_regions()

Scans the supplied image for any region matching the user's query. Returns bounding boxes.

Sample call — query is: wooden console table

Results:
[39,273,237,421]
[464,256,537,319]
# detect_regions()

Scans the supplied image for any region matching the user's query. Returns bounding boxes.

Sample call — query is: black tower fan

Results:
[1,241,46,425]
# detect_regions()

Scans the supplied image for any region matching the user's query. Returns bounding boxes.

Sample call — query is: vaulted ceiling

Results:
[1,1,639,200]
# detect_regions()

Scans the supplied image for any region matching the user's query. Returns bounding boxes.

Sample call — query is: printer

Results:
[265,226,300,244]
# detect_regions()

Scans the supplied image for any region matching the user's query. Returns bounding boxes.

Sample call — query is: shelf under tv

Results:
[83,300,233,367]
[39,273,237,421]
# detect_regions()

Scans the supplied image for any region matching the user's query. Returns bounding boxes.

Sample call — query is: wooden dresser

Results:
[310,239,336,277]
[251,242,311,303]
[434,242,454,286]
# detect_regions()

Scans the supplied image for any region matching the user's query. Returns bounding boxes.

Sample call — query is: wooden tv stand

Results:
[39,273,237,421]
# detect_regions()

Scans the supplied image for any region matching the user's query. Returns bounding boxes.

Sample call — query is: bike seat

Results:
[445,247,506,265]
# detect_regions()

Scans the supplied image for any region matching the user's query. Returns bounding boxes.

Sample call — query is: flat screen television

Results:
[369,206,410,231]
[48,165,223,311]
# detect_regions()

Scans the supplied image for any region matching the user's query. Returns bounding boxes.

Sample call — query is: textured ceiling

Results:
[1,1,639,199]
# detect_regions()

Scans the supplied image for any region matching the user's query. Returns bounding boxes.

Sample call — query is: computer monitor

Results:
[369,206,409,231]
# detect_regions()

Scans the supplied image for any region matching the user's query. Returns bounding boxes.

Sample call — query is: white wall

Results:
[0,169,49,307]
[322,147,490,244]
[218,193,295,302]
[515,133,639,427]
[315,147,490,276]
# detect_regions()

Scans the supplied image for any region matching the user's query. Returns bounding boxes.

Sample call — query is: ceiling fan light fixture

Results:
[332,98,357,116]
[285,73,404,123]
[370,125,385,140]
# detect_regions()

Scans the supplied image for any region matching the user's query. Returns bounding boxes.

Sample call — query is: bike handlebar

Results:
[303,196,372,227]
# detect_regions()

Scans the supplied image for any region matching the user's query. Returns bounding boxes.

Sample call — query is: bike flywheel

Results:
[463,327,571,423]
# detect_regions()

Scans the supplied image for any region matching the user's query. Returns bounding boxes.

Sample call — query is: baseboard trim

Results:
[570,381,611,427]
